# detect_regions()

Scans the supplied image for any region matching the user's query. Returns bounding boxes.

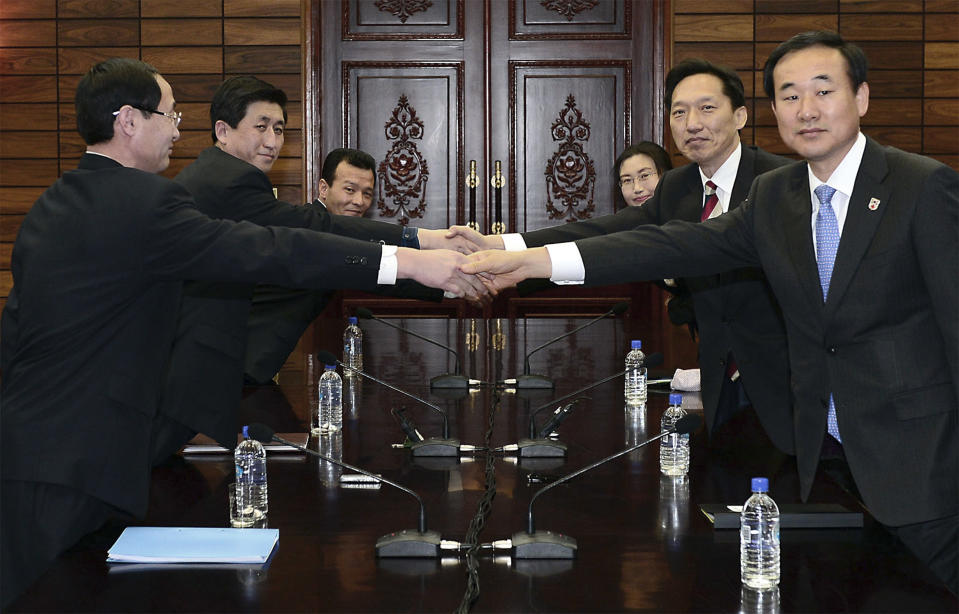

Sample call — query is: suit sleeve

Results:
[913,164,959,398]
[521,201,657,248]
[575,191,761,287]
[143,182,385,291]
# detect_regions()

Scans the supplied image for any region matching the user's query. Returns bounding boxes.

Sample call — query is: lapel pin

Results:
[868,197,880,211]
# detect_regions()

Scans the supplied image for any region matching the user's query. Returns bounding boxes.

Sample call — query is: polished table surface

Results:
[10,317,957,612]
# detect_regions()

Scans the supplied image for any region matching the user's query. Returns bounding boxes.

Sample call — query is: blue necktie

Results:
[814,184,842,442]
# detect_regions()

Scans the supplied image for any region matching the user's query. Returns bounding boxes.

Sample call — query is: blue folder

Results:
[107,527,279,563]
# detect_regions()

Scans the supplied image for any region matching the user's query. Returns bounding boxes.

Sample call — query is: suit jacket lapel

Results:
[729,145,757,210]
[781,164,823,310]
[825,139,891,314]
[675,164,704,222]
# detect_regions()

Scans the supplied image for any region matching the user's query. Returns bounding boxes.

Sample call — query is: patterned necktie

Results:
[814,184,842,442]
[701,180,720,221]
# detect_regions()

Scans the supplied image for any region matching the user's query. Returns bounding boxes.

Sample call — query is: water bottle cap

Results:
[242,425,250,439]
[630,339,642,349]
[348,316,358,324]
[669,393,682,405]
[751,477,769,492]
[325,364,337,370]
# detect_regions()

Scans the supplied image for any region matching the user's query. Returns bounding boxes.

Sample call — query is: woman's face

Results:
[618,153,660,206]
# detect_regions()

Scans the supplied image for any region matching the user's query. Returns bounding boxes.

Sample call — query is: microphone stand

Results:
[506,302,629,390]
[242,425,443,557]
[511,415,702,559]
[317,350,461,457]
[356,308,474,389]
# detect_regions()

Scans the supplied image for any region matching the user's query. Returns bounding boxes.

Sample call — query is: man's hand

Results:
[417,227,487,254]
[397,248,494,303]
[460,247,552,293]
[445,226,506,251]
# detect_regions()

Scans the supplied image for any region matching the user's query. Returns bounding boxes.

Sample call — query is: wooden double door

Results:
[308,0,667,319]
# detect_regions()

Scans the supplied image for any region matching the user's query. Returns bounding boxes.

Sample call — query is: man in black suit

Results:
[453,60,795,455]
[242,148,395,385]
[0,59,485,606]
[464,31,958,591]
[156,78,465,461]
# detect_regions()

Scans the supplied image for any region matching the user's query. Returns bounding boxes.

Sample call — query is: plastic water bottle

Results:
[624,339,647,407]
[317,431,343,488]
[343,316,363,376]
[234,434,268,519]
[317,364,342,433]
[740,477,781,590]
[659,392,689,476]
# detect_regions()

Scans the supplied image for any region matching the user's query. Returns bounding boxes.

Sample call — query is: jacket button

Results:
[360,257,368,265]
[827,346,837,355]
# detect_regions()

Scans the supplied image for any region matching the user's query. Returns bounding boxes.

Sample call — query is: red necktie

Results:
[701,180,719,221]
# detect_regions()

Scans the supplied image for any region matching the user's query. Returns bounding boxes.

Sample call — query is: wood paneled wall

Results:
[1,1,957,311]
[670,0,959,170]
[0,0,303,311]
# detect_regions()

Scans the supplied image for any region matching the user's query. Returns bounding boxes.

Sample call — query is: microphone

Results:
[243,423,446,557]
[498,353,663,458]
[505,302,629,389]
[355,308,476,389]
[511,414,702,559]
[316,350,460,457]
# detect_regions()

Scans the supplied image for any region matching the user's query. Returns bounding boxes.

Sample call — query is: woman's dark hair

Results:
[615,141,673,179]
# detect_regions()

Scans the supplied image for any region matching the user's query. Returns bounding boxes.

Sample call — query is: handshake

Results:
[400,226,553,304]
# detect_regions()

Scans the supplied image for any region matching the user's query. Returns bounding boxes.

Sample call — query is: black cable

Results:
[454,389,501,613]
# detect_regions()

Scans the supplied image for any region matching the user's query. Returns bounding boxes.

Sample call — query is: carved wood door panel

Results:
[308,0,666,319]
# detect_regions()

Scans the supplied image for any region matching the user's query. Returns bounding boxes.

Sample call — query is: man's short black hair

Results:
[209,76,288,144]
[615,141,673,179]
[76,58,161,145]
[321,148,376,185]
[763,30,868,100]
[665,58,747,111]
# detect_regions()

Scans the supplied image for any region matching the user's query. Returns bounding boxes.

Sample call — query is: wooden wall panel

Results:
[0,1,305,306]
[671,1,959,175]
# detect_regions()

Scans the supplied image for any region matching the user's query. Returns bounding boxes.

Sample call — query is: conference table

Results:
[10,316,956,612]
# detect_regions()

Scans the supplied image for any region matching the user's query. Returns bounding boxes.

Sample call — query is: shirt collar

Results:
[699,142,741,197]
[807,132,866,199]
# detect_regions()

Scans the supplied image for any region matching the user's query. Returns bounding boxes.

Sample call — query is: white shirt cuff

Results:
[501,233,527,251]
[545,242,585,285]
[377,245,398,284]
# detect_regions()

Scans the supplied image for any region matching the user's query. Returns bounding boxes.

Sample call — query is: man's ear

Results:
[317,179,330,201]
[114,105,139,137]
[214,120,231,144]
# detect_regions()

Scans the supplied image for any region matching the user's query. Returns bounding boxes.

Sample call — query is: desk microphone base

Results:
[515,374,554,389]
[511,530,577,559]
[410,438,461,457]
[375,529,442,558]
[517,438,568,458]
[430,373,469,389]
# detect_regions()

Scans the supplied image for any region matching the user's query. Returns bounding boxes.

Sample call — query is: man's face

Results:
[131,75,180,173]
[215,100,285,173]
[318,161,374,216]
[771,45,868,179]
[669,73,747,176]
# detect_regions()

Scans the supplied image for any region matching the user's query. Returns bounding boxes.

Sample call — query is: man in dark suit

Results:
[0,59,484,606]
[453,59,795,455]
[464,31,958,591]
[242,148,406,385]
[157,78,467,461]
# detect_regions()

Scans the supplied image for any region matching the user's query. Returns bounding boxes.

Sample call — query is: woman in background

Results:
[616,141,672,207]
